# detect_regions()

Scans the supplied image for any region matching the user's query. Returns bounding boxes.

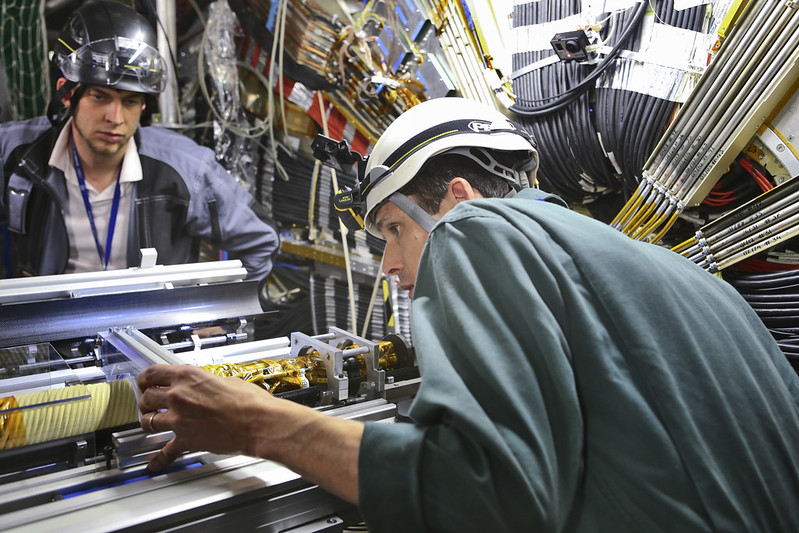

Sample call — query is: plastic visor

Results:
[58,37,165,93]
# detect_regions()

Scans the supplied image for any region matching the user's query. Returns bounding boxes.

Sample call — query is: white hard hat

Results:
[359,97,539,236]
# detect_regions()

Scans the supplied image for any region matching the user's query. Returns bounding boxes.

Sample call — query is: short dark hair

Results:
[398,152,518,214]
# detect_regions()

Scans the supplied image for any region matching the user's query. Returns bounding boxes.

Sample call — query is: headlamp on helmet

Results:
[312,134,372,232]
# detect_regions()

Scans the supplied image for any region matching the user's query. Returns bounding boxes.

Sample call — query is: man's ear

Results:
[435,177,480,218]
[447,177,479,203]
[56,77,74,108]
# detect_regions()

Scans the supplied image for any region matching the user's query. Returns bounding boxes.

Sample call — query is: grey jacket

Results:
[1,116,278,280]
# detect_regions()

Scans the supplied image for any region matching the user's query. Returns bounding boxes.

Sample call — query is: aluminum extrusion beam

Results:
[0,281,264,349]
[0,260,249,305]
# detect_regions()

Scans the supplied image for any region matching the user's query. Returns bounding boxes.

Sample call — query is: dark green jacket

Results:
[360,189,799,532]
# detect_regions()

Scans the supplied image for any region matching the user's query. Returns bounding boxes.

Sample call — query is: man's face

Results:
[373,177,478,298]
[375,198,431,298]
[71,86,145,159]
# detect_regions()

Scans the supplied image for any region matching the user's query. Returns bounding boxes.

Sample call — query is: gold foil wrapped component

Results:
[354,340,403,379]
[204,356,327,394]
[203,339,408,394]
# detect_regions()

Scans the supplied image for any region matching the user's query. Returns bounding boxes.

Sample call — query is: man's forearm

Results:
[137,365,363,504]
[249,395,364,504]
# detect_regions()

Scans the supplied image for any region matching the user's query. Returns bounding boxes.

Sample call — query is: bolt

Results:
[776,144,785,152]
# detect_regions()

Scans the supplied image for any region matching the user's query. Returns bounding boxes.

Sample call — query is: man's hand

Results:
[138,364,265,469]
[137,364,364,503]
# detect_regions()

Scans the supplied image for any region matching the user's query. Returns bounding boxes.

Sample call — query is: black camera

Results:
[550,30,596,63]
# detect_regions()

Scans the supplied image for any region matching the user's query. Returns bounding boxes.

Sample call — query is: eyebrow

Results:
[375,216,389,232]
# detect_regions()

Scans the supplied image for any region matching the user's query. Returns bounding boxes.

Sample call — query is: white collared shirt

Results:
[49,118,143,273]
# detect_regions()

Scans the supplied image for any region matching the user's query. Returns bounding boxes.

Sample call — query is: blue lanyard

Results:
[70,138,122,270]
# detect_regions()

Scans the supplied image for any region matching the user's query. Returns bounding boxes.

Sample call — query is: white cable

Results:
[308,159,321,242]
[318,91,358,333]
[278,0,289,136]
[361,256,385,339]
[266,0,290,181]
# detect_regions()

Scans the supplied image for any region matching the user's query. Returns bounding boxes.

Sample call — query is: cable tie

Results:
[599,46,707,76]
[507,54,561,81]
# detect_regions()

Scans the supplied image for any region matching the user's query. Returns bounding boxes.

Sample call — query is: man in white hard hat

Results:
[137,97,799,532]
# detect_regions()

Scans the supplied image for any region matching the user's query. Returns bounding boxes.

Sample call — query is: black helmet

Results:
[54,0,165,94]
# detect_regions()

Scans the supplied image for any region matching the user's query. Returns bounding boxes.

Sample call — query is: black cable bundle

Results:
[272,148,319,227]
[510,0,706,215]
[595,0,704,199]
[267,149,387,336]
[251,145,276,215]
[311,274,386,339]
[510,1,647,209]
[722,263,799,373]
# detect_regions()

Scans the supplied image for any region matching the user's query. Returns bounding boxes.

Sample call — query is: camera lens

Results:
[565,40,581,54]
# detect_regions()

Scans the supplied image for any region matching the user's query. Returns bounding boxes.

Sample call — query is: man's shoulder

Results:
[516,188,569,208]
[136,126,214,165]
[0,116,55,151]
[134,127,234,193]
[0,115,51,131]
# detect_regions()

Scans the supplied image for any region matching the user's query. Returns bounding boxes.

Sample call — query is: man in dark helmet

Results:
[0,0,278,279]
[136,98,799,532]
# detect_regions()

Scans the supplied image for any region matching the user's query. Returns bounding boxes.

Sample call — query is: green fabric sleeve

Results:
[358,193,799,532]
[359,208,586,532]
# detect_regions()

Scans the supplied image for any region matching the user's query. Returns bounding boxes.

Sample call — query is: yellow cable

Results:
[650,212,682,245]
[671,236,696,254]
[632,202,675,241]
[631,209,667,241]
[611,187,643,228]
[622,199,656,235]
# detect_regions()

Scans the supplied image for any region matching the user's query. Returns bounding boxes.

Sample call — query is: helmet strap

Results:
[68,84,87,111]
[55,80,78,102]
[47,81,81,125]
[387,192,437,233]
[385,186,519,234]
